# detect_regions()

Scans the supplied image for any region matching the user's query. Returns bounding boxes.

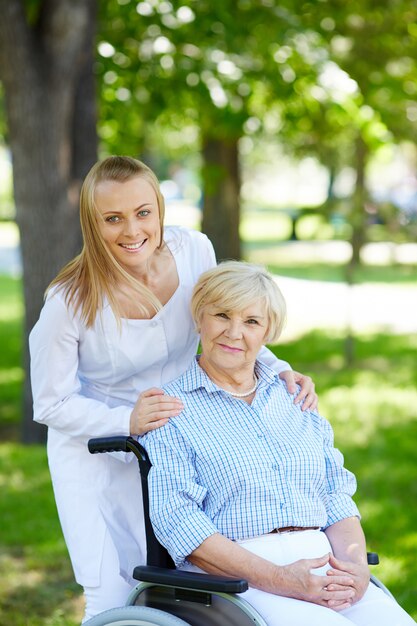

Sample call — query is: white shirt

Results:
[29,226,290,586]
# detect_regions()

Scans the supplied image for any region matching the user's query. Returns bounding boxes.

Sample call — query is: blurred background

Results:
[0,1,416,623]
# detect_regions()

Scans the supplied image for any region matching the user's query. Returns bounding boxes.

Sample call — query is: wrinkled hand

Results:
[130,388,184,436]
[325,554,370,608]
[277,554,355,611]
[279,370,318,411]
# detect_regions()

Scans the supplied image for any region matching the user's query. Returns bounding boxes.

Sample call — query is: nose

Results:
[123,217,140,238]
[224,319,243,340]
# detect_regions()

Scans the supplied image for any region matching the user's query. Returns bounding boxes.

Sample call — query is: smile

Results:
[218,343,243,353]
[119,240,146,251]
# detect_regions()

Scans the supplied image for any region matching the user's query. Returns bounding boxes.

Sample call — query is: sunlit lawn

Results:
[0,445,83,626]
[1,260,416,623]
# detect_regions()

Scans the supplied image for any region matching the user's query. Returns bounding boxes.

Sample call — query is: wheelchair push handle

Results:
[88,435,150,463]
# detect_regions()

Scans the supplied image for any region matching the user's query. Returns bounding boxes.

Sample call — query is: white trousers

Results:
[81,528,135,623]
[183,530,415,626]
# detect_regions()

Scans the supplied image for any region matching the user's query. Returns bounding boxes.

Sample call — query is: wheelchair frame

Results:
[84,436,395,626]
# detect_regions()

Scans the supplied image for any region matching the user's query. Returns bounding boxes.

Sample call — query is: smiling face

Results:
[95,176,162,274]
[198,303,269,378]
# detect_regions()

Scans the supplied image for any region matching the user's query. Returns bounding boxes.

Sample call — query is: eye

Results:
[105,215,121,223]
[215,312,229,320]
[246,318,259,325]
[137,209,151,217]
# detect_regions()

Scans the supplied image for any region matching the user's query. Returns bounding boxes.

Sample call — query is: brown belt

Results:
[269,526,319,534]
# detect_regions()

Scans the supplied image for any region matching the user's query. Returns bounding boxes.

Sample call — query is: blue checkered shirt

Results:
[142,358,360,568]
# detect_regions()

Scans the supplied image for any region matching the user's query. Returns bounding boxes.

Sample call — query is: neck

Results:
[122,244,166,284]
[198,356,257,396]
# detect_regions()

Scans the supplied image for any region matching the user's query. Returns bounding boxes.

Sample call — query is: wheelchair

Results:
[85,435,395,626]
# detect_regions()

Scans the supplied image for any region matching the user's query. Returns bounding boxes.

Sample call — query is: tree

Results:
[0,0,98,443]
[97,0,324,259]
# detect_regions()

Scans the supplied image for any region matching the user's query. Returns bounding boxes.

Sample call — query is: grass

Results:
[1,265,417,623]
[266,261,417,283]
[0,275,24,436]
[0,444,83,626]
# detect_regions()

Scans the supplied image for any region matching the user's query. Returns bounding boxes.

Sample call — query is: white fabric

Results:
[82,528,134,623]
[182,531,415,625]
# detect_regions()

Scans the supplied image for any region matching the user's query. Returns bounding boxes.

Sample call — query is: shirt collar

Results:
[180,355,281,394]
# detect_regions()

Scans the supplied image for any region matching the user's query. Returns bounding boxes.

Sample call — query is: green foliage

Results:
[96,0,323,155]
[313,0,417,144]
[93,0,417,253]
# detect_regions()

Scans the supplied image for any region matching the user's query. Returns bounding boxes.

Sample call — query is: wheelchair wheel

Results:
[84,605,192,625]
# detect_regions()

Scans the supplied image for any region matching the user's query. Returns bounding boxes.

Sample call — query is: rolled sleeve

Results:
[144,424,219,567]
[321,418,361,528]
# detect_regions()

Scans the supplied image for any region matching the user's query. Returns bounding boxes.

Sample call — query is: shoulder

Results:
[159,361,204,412]
[162,376,188,402]
[30,285,81,339]
[39,285,71,318]
[164,226,215,260]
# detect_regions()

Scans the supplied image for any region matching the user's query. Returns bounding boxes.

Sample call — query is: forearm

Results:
[324,517,367,565]
[34,393,132,440]
[189,532,356,608]
[189,533,285,594]
[324,517,370,605]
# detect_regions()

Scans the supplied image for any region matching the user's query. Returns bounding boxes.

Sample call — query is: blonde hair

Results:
[47,156,166,326]
[191,261,286,344]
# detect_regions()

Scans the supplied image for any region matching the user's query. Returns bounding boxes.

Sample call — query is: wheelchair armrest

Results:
[135,554,379,594]
[133,565,249,594]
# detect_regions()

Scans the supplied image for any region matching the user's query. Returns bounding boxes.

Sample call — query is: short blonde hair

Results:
[191,261,286,344]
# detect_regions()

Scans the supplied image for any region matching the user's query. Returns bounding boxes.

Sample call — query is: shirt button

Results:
[151,321,158,327]
[257,433,264,439]
[272,464,278,471]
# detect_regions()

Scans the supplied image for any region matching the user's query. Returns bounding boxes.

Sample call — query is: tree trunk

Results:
[201,135,241,261]
[0,0,98,443]
[344,135,368,366]
[347,135,368,280]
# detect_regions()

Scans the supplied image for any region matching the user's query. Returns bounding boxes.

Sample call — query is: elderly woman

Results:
[142,261,414,626]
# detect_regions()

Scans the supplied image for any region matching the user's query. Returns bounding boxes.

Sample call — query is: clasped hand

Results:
[325,554,370,608]
[279,553,369,611]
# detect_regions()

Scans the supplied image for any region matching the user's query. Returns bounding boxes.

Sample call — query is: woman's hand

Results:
[325,554,370,607]
[279,370,318,411]
[191,536,355,611]
[277,554,355,610]
[129,388,184,436]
